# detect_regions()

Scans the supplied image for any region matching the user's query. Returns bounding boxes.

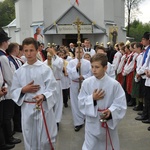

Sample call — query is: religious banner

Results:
[33,26,44,43]
[57,25,92,34]
[109,26,118,46]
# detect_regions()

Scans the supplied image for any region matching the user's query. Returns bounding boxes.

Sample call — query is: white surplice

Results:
[67,58,91,126]
[11,60,57,150]
[117,54,126,74]
[78,74,127,150]
[44,55,64,123]
[106,62,116,79]
[83,48,96,57]
[112,51,122,71]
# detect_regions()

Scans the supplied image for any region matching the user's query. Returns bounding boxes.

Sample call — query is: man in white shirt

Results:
[83,39,96,57]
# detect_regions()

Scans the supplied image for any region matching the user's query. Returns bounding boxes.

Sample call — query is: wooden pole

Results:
[74,18,83,90]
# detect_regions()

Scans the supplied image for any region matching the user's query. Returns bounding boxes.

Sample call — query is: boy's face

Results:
[91,61,107,79]
[58,52,64,59]
[23,44,37,64]
[84,40,90,48]
[141,38,149,46]
[84,54,91,61]
[75,48,83,59]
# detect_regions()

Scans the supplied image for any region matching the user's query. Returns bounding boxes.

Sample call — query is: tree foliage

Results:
[0,0,15,28]
[128,20,150,42]
[125,0,144,36]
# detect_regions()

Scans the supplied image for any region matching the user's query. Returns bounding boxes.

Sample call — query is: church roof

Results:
[44,6,106,34]
[3,19,16,28]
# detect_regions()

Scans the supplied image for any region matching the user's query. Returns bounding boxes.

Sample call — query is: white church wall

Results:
[17,0,33,42]
[104,0,114,22]
[32,0,43,22]
[93,0,105,27]
[15,2,20,28]
[15,31,21,44]
[11,0,126,45]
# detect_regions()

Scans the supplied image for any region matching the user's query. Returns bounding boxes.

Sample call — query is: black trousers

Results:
[2,99,14,141]
[62,88,69,105]
[13,104,21,131]
[0,101,5,146]
[143,86,150,119]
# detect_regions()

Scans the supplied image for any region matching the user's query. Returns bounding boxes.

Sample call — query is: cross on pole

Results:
[73,18,83,90]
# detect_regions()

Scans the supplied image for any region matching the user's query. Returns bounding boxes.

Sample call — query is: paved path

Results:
[13,105,150,150]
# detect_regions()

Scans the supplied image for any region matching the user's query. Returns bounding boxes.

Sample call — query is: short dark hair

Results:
[135,42,143,50]
[91,53,108,67]
[22,37,38,50]
[120,45,125,52]
[125,44,130,49]
[130,42,136,49]
[96,46,106,53]
[6,43,19,55]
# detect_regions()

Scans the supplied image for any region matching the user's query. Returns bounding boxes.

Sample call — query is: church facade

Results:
[4,0,126,47]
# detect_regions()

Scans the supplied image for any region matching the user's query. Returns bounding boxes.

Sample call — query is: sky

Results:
[136,0,150,23]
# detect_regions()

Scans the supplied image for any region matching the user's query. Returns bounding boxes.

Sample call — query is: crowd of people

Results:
[0,26,149,150]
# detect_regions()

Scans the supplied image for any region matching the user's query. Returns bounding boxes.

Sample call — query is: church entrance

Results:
[62,34,83,47]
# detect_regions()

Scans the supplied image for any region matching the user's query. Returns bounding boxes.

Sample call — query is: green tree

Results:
[0,0,15,28]
[125,0,144,36]
[129,20,150,42]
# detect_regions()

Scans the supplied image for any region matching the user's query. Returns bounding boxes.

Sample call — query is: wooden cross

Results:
[73,18,83,45]
[73,18,83,90]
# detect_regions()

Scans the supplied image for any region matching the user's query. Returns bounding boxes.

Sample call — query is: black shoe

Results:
[127,101,136,107]
[142,120,150,124]
[74,125,83,132]
[7,137,21,145]
[0,144,15,150]
[148,126,150,131]
[135,115,148,121]
[137,112,143,116]
[64,103,68,108]
[133,105,143,111]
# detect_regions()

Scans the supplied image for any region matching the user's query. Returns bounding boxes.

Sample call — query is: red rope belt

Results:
[98,109,114,150]
[24,101,54,150]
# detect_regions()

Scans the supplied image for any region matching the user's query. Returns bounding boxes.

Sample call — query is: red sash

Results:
[98,109,114,150]
[24,101,54,150]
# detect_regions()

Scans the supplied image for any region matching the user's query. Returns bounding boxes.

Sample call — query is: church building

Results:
[4,0,126,47]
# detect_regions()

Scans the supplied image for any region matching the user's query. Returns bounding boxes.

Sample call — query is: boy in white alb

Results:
[44,46,64,129]
[78,53,127,150]
[11,37,57,150]
[67,47,91,131]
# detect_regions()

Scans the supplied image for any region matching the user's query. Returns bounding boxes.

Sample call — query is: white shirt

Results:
[112,51,122,71]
